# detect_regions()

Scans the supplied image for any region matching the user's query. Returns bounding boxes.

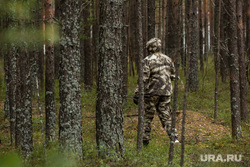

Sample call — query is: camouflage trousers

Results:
[143,96,178,142]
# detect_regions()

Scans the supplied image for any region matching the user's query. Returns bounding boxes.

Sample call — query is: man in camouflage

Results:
[135,38,179,145]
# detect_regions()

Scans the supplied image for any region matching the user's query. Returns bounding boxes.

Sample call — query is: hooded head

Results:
[146,38,161,53]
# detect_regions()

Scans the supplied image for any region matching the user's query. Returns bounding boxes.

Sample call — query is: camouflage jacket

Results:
[135,52,175,96]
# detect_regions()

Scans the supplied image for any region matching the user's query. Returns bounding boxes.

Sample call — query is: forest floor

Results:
[0,99,249,167]
[0,57,249,166]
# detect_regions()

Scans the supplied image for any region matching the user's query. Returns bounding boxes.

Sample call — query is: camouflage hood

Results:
[146,38,161,53]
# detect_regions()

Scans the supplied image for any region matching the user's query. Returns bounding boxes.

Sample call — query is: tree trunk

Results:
[122,0,128,102]
[167,0,179,59]
[210,0,214,53]
[129,0,137,71]
[59,0,83,158]
[247,0,250,84]
[96,0,124,158]
[148,0,155,39]
[189,0,199,92]
[199,0,204,72]
[15,52,21,149]
[226,0,242,139]
[4,48,10,121]
[214,0,221,119]
[44,0,56,142]
[40,0,45,91]
[136,0,144,152]
[237,0,248,123]
[92,0,99,83]
[184,0,191,75]
[8,45,17,146]
[168,1,181,164]
[204,0,208,61]
[83,0,93,91]
[220,0,229,83]
[20,49,33,158]
[180,26,190,167]
[54,0,61,79]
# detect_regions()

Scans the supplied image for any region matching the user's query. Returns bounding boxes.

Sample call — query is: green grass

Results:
[0,57,249,167]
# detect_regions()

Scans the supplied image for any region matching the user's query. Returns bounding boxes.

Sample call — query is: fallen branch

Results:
[85,114,139,118]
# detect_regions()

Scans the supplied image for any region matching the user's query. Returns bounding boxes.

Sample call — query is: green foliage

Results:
[0,0,60,49]
[0,0,37,20]
[0,153,22,167]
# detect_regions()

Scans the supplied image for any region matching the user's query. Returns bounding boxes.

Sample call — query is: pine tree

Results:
[59,0,83,158]
[237,0,248,123]
[226,0,242,139]
[189,0,199,92]
[96,0,124,158]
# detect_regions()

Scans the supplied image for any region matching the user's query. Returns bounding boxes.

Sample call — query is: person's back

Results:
[143,52,175,96]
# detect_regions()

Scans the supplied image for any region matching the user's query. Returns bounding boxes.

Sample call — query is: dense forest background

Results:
[0,0,249,166]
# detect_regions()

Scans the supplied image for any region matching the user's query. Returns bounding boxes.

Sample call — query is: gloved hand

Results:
[133,95,139,105]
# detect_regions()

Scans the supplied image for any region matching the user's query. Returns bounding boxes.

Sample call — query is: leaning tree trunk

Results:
[96,0,124,158]
[226,0,242,139]
[58,0,83,158]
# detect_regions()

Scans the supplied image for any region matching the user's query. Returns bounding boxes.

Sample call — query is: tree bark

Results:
[20,49,33,158]
[226,0,242,139]
[167,0,179,59]
[189,0,199,92]
[136,0,144,152]
[15,52,21,149]
[122,0,128,102]
[147,0,155,40]
[220,0,229,83]
[199,0,204,72]
[237,0,248,123]
[59,0,83,158]
[210,0,214,53]
[8,45,17,146]
[184,0,191,75]
[204,0,208,61]
[96,0,124,158]
[168,1,181,164]
[214,0,221,119]
[44,0,56,142]
[83,0,93,91]
[247,0,250,84]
